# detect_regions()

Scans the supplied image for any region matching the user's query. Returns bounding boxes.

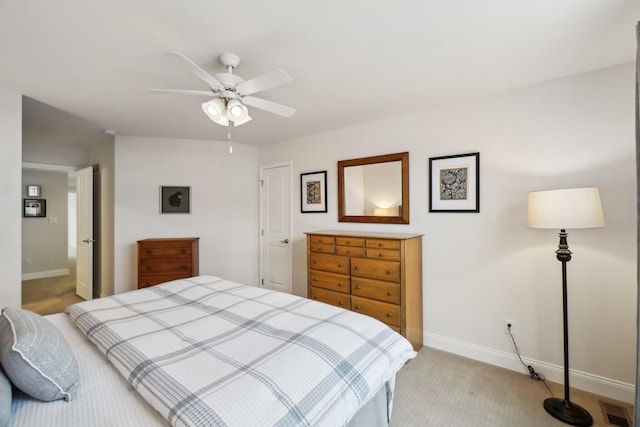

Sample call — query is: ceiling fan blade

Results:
[242,96,296,118]
[165,51,223,90]
[236,69,292,96]
[149,89,214,96]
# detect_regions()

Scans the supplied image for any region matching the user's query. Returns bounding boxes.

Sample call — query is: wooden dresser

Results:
[137,238,200,288]
[306,230,423,350]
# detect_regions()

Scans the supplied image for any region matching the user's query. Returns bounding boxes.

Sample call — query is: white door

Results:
[260,163,292,293]
[76,166,93,300]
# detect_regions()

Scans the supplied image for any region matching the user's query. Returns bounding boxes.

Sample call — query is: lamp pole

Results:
[542,230,593,427]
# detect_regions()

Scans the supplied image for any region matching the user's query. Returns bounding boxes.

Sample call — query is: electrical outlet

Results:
[504,319,515,335]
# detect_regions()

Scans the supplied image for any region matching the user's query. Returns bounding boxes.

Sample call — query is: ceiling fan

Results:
[151,51,295,127]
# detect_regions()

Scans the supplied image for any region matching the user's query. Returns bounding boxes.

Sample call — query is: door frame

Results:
[259,161,293,291]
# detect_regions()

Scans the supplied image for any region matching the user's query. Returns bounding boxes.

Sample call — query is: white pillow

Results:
[0,308,79,402]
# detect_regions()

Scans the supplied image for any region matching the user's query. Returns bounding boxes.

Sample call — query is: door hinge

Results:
[260,179,264,186]
[261,278,264,285]
[261,229,264,236]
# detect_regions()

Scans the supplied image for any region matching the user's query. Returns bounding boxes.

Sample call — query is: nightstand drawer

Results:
[309,270,350,293]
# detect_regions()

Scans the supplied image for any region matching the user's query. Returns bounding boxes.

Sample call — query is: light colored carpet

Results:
[390,347,632,427]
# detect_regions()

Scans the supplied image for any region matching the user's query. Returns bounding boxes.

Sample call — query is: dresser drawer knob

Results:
[346,240,351,244]
[378,243,383,247]
[386,313,391,317]
[339,301,344,306]
[387,291,392,296]
[355,285,360,290]
[355,305,361,309]
[180,249,186,254]
[378,253,384,257]
[346,250,351,254]
[338,264,344,267]
[353,266,359,270]
[386,270,392,275]
[313,259,318,264]
[313,277,318,281]
[318,248,323,252]
[180,265,187,270]
[337,283,342,287]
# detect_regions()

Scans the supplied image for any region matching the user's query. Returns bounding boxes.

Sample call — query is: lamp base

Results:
[544,398,593,426]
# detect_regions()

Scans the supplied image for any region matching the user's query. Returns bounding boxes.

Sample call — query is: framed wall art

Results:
[160,186,191,214]
[24,199,46,217]
[26,185,41,197]
[301,171,327,213]
[429,152,480,213]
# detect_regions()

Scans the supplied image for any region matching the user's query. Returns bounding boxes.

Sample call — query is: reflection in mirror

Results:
[338,152,409,224]
[344,161,402,216]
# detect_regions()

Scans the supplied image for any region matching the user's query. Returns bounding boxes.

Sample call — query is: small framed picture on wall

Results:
[301,171,327,213]
[24,199,46,217]
[429,152,480,213]
[160,186,191,214]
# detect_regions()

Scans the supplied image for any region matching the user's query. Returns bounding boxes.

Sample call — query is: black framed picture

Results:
[429,152,480,212]
[301,171,327,213]
[24,199,46,217]
[160,186,191,214]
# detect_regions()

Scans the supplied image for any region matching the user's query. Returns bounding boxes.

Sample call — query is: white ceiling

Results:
[2,0,638,148]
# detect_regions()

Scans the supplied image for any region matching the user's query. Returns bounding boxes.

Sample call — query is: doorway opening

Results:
[21,163,100,314]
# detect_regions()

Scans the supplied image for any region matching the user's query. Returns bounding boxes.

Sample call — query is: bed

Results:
[6,275,416,426]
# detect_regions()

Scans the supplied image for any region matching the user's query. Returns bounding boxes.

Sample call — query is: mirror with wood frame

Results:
[338,152,409,224]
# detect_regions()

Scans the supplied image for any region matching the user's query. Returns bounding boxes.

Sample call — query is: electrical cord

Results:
[506,324,554,397]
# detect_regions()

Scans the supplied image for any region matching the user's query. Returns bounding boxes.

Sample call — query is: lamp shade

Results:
[527,187,605,229]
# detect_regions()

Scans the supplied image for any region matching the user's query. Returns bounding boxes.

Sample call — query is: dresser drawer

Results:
[335,237,365,247]
[138,274,191,289]
[351,257,400,283]
[366,239,401,250]
[351,296,400,327]
[309,287,351,309]
[139,242,193,259]
[366,248,400,261]
[309,270,350,294]
[309,253,349,275]
[139,258,193,275]
[309,235,335,245]
[335,246,365,257]
[310,243,335,254]
[352,277,400,304]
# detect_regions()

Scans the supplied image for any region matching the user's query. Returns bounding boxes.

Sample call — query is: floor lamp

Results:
[527,187,605,427]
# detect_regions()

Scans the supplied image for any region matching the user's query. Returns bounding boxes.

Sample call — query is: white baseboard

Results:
[424,332,635,404]
[22,268,70,281]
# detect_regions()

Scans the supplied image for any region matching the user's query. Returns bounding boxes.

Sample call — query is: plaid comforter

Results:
[65,276,416,427]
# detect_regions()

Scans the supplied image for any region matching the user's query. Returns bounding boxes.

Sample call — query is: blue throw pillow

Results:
[0,308,79,402]
[0,366,10,427]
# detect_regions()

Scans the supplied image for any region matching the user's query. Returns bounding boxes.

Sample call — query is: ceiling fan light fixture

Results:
[202,98,228,125]
[226,99,249,122]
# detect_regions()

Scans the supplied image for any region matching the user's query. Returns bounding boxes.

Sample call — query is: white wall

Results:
[113,136,259,294]
[258,63,637,402]
[0,91,22,308]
